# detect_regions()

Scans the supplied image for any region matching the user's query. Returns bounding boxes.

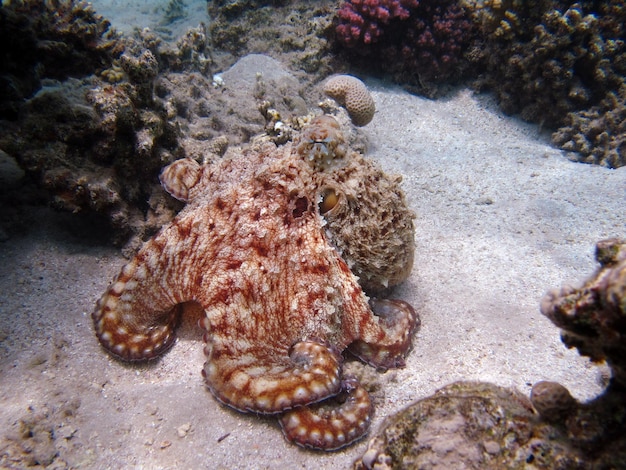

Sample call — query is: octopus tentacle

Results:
[92,214,203,361]
[348,298,419,370]
[279,378,372,450]
[202,339,343,414]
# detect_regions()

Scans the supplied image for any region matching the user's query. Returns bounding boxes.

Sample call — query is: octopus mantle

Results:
[92,119,418,451]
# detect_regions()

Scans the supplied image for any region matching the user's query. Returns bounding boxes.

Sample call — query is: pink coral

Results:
[334,0,476,95]
[335,0,418,47]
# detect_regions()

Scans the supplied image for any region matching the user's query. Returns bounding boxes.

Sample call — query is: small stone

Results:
[176,422,191,438]
[483,440,500,454]
[530,381,576,421]
[159,440,171,449]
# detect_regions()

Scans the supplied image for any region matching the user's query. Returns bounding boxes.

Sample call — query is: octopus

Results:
[92,116,418,451]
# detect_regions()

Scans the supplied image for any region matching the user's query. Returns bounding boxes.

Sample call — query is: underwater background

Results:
[0,1,624,468]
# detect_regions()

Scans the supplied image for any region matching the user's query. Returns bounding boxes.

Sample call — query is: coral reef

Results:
[0,1,319,253]
[552,83,626,168]
[354,239,626,467]
[92,116,418,450]
[540,237,626,389]
[470,0,626,167]
[334,0,477,96]
[473,1,626,125]
[207,0,339,78]
[0,0,122,119]
[324,75,376,126]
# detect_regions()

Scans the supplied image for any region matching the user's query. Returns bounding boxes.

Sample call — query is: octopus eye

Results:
[319,189,339,214]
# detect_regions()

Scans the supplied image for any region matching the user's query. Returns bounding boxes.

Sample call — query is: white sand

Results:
[1,79,624,468]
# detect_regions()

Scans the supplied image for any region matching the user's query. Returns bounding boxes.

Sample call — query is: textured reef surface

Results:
[355,238,626,469]
[1,0,623,255]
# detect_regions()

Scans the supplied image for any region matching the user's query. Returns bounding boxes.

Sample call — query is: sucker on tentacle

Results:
[279,378,372,450]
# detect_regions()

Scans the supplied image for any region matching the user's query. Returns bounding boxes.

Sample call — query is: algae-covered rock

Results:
[354,381,588,469]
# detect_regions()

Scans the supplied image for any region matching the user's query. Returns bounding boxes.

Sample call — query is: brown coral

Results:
[540,237,626,387]
[552,84,626,168]
[324,75,376,127]
[470,0,626,167]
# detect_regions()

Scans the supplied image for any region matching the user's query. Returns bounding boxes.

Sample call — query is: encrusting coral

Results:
[323,75,376,127]
[92,115,419,451]
[353,381,583,469]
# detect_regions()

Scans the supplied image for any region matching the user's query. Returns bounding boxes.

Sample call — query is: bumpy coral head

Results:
[323,75,376,127]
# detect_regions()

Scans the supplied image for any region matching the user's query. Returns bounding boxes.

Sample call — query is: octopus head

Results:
[294,115,347,170]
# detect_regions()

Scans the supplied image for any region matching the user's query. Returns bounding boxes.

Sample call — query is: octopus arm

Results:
[201,338,343,414]
[347,298,420,370]
[92,211,208,361]
[279,378,372,450]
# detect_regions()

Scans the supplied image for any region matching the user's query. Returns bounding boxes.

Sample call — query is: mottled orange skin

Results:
[92,120,417,450]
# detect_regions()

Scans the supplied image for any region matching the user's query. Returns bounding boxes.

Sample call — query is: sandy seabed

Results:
[0,77,624,468]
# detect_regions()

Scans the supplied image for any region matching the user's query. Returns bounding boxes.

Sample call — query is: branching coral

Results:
[335,0,419,47]
[552,83,626,168]
[334,0,477,95]
[470,0,626,167]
